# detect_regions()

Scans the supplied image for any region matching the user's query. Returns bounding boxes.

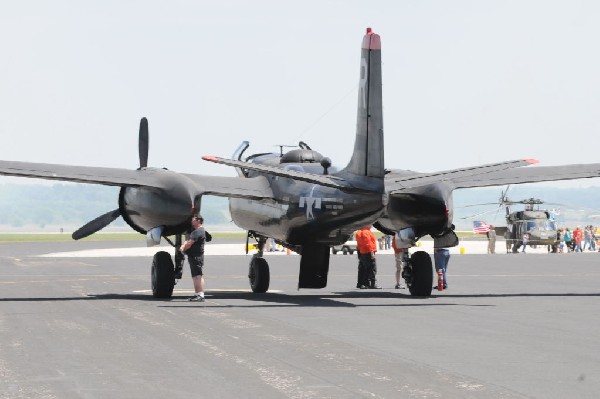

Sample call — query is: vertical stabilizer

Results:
[343,28,384,178]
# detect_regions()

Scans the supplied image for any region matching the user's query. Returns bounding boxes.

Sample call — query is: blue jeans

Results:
[434,249,450,287]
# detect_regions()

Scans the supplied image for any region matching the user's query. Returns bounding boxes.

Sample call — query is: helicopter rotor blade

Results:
[460,208,502,220]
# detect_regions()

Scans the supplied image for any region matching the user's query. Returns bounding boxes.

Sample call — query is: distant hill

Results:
[0,183,232,231]
[1,183,599,232]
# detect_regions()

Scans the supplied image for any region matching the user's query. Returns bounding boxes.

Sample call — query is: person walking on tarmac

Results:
[434,247,450,290]
[392,235,406,289]
[355,226,381,289]
[486,225,496,254]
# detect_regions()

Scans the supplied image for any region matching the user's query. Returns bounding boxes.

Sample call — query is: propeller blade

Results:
[139,117,149,168]
[72,209,121,240]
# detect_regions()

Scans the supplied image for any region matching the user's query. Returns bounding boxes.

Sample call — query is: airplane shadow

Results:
[159,290,600,309]
[1,292,599,309]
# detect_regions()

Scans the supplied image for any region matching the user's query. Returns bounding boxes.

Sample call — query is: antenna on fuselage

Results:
[276,144,295,157]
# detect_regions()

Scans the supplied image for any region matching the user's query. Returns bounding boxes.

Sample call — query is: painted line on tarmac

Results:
[36,242,578,258]
[37,244,296,258]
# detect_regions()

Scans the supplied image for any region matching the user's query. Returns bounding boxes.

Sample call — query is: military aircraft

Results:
[2,28,600,298]
[462,189,561,251]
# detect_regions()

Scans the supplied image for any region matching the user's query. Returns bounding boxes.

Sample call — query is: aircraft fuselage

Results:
[229,158,385,245]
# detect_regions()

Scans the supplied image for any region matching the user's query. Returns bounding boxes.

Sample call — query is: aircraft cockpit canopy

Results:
[280,149,324,164]
[526,220,557,231]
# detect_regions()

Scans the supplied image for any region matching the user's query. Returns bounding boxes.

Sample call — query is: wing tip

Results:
[202,155,218,162]
[525,158,539,165]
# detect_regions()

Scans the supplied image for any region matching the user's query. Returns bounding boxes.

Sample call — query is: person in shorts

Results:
[180,216,207,302]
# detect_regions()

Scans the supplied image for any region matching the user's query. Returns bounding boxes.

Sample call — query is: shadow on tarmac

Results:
[1,291,599,307]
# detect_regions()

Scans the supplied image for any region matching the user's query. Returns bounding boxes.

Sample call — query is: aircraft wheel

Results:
[151,251,175,298]
[342,247,348,255]
[248,256,270,293]
[332,248,338,255]
[408,251,433,297]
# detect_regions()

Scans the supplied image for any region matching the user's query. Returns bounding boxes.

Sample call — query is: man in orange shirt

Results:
[355,226,381,289]
[573,226,584,252]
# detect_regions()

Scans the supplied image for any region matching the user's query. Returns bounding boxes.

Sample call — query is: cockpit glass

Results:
[526,220,556,231]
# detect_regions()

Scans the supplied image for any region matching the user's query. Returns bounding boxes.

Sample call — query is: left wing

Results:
[0,160,162,187]
[0,160,274,200]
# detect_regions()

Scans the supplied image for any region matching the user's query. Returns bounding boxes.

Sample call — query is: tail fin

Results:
[343,28,384,178]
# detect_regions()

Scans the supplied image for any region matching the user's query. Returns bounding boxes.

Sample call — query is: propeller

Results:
[72,117,149,239]
[72,209,121,240]
[139,117,149,168]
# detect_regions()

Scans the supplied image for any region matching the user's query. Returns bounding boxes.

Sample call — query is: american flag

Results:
[472,220,492,234]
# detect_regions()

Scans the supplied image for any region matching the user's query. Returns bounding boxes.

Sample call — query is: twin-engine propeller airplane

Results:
[2,28,600,298]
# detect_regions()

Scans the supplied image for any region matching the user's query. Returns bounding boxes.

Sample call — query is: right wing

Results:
[386,159,538,193]
[386,159,600,194]
[449,163,600,189]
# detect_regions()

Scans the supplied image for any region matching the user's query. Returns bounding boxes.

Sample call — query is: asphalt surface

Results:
[1,239,599,398]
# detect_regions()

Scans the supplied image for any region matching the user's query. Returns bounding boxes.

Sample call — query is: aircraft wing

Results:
[450,163,600,189]
[387,159,538,193]
[0,160,160,187]
[0,160,274,200]
[202,156,373,193]
[181,174,273,200]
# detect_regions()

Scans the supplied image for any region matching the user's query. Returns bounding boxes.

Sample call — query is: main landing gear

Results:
[248,235,270,293]
[151,234,183,299]
[151,250,175,298]
[401,250,434,297]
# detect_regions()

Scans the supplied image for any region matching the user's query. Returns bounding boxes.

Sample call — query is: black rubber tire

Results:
[342,247,348,255]
[249,257,270,293]
[408,251,433,297]
[332,248,338,255]
[349,249,354,255]
[151,251,175,298]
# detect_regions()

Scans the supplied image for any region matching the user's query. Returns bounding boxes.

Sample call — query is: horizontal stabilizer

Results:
[202,156,377,193]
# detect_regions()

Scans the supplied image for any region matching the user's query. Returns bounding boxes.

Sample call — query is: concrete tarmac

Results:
[1,239,599,398]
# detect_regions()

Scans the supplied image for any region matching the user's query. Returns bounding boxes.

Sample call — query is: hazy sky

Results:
[1,1,599,186]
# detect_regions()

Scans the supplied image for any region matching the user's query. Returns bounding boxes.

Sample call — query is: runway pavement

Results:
[1,239,599,398]
[36,238,557,258]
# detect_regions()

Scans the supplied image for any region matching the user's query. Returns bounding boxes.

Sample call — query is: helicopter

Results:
[502,197,560,252]
[463,187,561,252]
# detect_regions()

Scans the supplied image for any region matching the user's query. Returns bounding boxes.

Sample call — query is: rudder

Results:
[343,28,384,178]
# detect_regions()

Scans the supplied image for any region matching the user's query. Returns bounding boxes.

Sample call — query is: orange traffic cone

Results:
[437,269,444,291]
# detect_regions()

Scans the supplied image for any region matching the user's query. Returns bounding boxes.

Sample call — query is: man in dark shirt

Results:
[179,216,207,302]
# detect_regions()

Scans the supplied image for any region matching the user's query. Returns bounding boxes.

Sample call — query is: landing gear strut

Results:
[248,234,270,293]
[401,250,433,297]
